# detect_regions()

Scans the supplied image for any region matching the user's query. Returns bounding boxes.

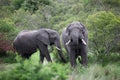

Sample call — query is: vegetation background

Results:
[0,0,120,80]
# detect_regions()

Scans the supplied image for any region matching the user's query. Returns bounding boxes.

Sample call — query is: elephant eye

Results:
[82,30,85,34]
[82,31,84,34]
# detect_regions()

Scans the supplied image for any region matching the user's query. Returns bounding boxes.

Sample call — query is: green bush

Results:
[13,8,51,29]
[0,18,15,33]
[97,53,120,66]
[0,18,18,39]
[10,0,25,10]
[87,11,120,54]
[73,64,120,80]
[23,0,51,13]
[103,0,120,6]
[0,52,120,80]
[0,52,70,80]
[0,51,17,63]
[0,18,18,64]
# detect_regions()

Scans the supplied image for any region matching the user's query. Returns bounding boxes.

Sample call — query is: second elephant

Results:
[13,28,66,63]
[61,21,88,67]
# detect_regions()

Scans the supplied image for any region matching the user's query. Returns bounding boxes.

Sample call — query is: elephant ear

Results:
[80,23,88,35]
[65,24,71,36]
[37,31,50,45]
[80,23,88,43]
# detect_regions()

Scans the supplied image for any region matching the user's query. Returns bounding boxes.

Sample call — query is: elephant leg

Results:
[40,52,44,63]
[69,49,76,67]
[57,50,66,63]
[44,49,52,62]
[39,45,52,62]
[81,51,87,66]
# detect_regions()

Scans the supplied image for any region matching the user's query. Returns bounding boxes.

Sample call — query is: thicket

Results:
[0,52,70,80]
[0,52,120,80]
[0,18,17,55]
[87,11,120,54]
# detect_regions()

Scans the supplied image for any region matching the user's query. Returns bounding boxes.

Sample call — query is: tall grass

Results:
[69,64,120,80]
[0,52,70,80]
[0,52,120,80]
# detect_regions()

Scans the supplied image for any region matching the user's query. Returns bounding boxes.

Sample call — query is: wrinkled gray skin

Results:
[61,21,88,67]
[13,28,66,63]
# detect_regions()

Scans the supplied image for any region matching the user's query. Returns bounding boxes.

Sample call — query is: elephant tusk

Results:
[56,47,61,51]
[82,39,87,45]
[65,40,71,45]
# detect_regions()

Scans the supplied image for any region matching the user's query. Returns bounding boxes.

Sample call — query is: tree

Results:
[11,0,25,10]
[0,19,17,55]
[23,0,51,14]
[87,11,120,54]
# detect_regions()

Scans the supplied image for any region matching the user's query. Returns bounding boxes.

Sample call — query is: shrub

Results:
[0,18,17,58]
[0,19,15,33]
[0,33,15,55]
[97,53,120,66]
[0,52,70,80]
[13,8,51,29]
[0,51,16,63]
[23,0,51,13]
[86,11,120,54]
[103,0,120,6]
[10,0,25,10]
[70,64,120,80]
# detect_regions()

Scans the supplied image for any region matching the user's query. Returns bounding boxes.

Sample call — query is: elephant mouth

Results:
[65,39,87,46]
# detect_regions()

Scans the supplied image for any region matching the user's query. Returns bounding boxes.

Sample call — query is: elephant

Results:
[13,28,66,63]
[61,21,88,67]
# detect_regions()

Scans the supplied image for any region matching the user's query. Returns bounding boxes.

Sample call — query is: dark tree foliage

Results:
[23,0,51,14]
[0,19,17,56]
[87,11,120,54]
[11,0,25,10]
[0,33,15,56]
[0,0,10,6]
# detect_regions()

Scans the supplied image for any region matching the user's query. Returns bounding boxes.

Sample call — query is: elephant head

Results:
[37,29,61,50]
[13,28,66,63]
[65,21,88,46]
[38,29,66,62]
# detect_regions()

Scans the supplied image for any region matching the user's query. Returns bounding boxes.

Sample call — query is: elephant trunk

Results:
[71,29,87,46]
[54,39,66,63]
[73,36,79,45]
[71,30,79,45]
